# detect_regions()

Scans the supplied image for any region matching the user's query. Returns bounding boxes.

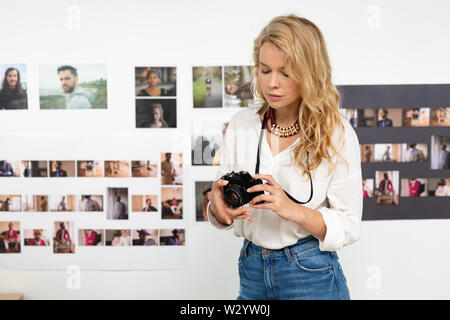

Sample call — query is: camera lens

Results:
[225,189,242,208]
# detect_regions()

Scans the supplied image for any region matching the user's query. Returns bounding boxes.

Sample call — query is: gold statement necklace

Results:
[267,107,299,138]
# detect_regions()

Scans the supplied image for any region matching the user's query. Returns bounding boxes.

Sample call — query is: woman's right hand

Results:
[209,178,254,225]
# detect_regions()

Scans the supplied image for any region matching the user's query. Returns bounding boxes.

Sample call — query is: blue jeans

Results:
[236,235,350,300]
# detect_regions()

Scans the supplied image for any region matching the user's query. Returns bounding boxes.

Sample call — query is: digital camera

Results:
[220,171,264,208]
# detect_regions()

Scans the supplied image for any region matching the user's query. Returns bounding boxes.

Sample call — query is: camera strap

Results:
[255,110,313,204]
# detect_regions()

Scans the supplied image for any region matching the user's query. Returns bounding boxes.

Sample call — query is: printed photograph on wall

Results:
[24,229,50,247]
[430,107,450,126]
[224,66,254,108]
[159,229,185,246]
[376,108,402,127]
[132,195,158,212]
[362,178,374,198]
[341,108,376,128]
[39,64,107,109]
[0,221,20,253]
[402,108,430,127]
[161,152,183,185]
[107,188,128,220]
[49,194,76,212]
[360,144,374,163]
[78,195,103,212]
[0,160,20,177]
[105,230,131,246]
[430,135,450,170]
[78,229,104,246]
[195,181,213,222]
[135,67,176,97]
[373,144,401,162]
[49,161,75,177]
[375,170,399,205]
[136,99,176,128]
[0,64,27,110]
[400,178,427,197]
[77,161,104,177]
[131,160,158,178]
[22,195,48,212]
[104,160,130,178]
[401,143,427,162]
[192,120,229,166]
[0,195,21,212]
[131,229,159,246]
[428,178,450,196]
[21,161,48,177]
[161,186,183,219]
[53,221,75,254]
[193,66,222,108]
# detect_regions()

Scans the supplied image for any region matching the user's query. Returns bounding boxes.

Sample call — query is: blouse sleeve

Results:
[316,122,363,251]
[206,119,237,230]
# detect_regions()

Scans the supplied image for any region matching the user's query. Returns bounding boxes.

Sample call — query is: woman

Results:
[207,15,362,300]
[141,103,169,128]
[435,178,449,197]
[137,69,168,96]
[0,67,27,110]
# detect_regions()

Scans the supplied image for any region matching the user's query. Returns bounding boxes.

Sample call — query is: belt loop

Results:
[243,239,250,258]
[284,246,292,263]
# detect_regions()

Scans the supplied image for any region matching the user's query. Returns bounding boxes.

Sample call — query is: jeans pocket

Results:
[292,248,333,273]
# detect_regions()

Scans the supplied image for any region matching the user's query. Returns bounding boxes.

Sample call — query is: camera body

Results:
[221,171,264,208]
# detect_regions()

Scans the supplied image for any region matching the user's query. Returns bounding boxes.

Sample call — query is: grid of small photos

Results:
[135,67,177,128]
[0,153,185,254]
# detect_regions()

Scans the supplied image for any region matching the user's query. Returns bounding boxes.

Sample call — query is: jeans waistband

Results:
[242,235,318,260]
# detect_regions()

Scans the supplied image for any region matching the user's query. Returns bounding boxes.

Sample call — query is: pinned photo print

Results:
[195,181,213,222]
[49,161,75,177]
[400,178,427,197]
[49,194,76,212]
[22,195,48,212]
[430,107,450,126]
[77,161,104,177]
[104,161,130,178]
[360,144,374,163]
[136,99,176,128]
[0,195,21,212]
[132,195,158,212]
[375,170,399,205]
[24,229,50,246]
[362,178,374,198]
[376,108,402,127]
[430,135,450,170]
[131,160,158,178]
[192,121,229,166]
[224,66,254,108]
[0,64,27,110]
[107,188,128,220]
[0,222,20,253]
[341,108,376,128]
[161,152,183,185]
[161,186,183,219]
[39,64,107,109]
[106,230,131,246]
[428,178,450,196]
[402,108,430,127]
[21,161,48,177]
[78,229,104,246]
[132,229,159,246]
[373,144,401,162]
[193,66,222,108]
[135,67,176,97]
[401,143,427,162]
[0,160,20,177]
[53,221,75,254]
[78,195,103,212]
[160,229,185,246]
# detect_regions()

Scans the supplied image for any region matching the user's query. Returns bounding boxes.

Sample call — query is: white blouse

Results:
[207,106,363,251]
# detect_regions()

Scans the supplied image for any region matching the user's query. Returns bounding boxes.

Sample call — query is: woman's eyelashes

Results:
[261,69,289,77]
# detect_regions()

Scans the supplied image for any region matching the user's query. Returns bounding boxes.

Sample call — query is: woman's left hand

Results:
[247,174,299,222]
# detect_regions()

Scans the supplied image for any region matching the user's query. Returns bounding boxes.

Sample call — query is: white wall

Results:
[0,0,450,299]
